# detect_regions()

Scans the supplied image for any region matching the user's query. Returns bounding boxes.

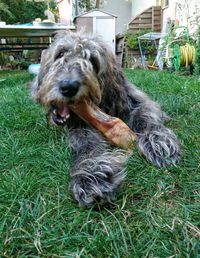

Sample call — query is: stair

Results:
[128,6,162,33]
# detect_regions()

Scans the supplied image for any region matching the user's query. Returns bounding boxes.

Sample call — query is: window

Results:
[161,0,169,8]
[165,0,169,7]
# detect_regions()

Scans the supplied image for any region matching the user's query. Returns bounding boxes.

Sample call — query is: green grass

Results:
[0,70,199,257]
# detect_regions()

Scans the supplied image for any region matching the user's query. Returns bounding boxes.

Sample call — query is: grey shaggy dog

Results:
[31,30,180,206]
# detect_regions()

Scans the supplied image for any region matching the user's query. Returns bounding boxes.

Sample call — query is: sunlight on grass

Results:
[0,70,199,257]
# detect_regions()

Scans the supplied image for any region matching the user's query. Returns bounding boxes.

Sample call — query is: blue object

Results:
[138,32,165,69]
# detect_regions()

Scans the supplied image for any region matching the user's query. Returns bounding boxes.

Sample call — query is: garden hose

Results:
[180,43,195,67]
[172,43,195,71]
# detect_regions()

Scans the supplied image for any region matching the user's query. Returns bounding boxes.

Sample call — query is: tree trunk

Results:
[95,0,100,8]
[86,0,91,11]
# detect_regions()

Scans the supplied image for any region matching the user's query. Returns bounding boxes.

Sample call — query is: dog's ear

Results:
[38,49,51,85]
[51,30,65,39]
[30,77,40,102]
[30,49,52,102]
[51,29,72,41]
[40,49,48,63]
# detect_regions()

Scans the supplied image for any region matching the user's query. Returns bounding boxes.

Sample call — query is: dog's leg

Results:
[127,98,180,167]
[136,124,180,167]
[68,128,126,206]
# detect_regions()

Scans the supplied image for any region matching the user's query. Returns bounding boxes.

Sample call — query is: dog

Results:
[31,30,180,206]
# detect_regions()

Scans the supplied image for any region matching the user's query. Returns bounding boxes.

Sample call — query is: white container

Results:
[28,64,40,75]
[0,22,6,26]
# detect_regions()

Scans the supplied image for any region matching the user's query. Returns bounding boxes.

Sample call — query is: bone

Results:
[69,99,137,152]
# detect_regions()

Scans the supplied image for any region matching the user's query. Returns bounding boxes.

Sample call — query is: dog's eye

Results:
[55,51,65,60]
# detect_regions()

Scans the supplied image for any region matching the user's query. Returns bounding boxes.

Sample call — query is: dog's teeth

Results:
[57,119,63,123]
[53,110,57,115]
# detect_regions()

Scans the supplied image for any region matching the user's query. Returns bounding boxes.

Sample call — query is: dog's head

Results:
[31,30,116,125]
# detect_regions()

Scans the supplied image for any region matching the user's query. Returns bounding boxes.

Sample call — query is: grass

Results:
[0,69,199,257]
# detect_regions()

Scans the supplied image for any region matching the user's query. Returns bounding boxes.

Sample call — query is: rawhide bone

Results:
[69,99,137,151]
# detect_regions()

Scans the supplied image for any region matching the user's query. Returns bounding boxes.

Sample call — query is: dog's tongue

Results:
[57,103,70,118]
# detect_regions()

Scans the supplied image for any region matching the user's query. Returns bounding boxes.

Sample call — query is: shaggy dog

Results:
[31,31,180,206]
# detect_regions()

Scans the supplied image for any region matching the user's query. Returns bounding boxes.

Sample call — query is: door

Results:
[95,17,116,52]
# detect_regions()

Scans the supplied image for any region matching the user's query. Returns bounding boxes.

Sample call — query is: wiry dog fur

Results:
[31,31,180,206]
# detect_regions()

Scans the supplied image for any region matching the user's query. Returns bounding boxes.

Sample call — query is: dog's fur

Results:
[31,31,180,206]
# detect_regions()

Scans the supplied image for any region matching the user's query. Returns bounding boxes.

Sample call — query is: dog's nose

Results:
[59,79,80,97]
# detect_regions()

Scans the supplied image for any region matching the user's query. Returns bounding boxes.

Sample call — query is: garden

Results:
[0,69,199,257]
[0,0,200,257]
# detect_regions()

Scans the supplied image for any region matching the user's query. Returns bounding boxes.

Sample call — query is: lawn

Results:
[0,70,199,257]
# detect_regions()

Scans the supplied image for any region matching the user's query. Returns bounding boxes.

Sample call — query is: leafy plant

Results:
[77,0,104,12]
[125,30,156,53]
[124,30,156,67]
[194,27,200,75]
[0,0,54,24]
[15,60,32,69]
[0,52,9,66]
[125,32,138,49]
[0,1,13,20]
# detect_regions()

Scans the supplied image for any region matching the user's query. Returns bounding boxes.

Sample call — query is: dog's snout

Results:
[59,79,80,97]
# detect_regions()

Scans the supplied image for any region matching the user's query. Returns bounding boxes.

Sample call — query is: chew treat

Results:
[70,99,137,151]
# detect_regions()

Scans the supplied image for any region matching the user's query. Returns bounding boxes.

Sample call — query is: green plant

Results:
[124,30,157,66]
[77,0,104,12]
[125,30,155,51]
[0,70,199,257]
[0,1,13,20]
[125,29,156,61]
[123,56,137,68]
[125,32,138,49]
[0,0,56,24]
[15,60,32,69]
[0,52,8,66]
[194,27,200,75]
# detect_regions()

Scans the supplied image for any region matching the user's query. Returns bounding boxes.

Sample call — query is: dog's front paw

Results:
[69,152,126,206]
[69,175,116,206]
[138,128,180,167]
[70,169,125,206]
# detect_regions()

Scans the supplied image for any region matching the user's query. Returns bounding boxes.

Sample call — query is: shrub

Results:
[0,0,56,24]
[194,27,200,75]
[0,52,9,66]
[125,30,156,54]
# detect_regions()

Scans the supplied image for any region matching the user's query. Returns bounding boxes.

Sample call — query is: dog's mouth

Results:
[50,102,71,125]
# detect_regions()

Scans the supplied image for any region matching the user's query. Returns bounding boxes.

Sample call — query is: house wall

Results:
[162,0,176,26]
[162,0,200,35]
[131,0,157,18]
[74,11,116,51]
[99,0,199,36]
[100,0,132,34]
[76,17,93,34]
[57,0,73,25]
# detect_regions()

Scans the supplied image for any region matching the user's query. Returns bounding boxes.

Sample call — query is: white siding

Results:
[162,0,200,35]
[95,17,116,51]
[101,0,132,34]
[83,10,111,17]
[75,11,116,52]
[131,0,157,18]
